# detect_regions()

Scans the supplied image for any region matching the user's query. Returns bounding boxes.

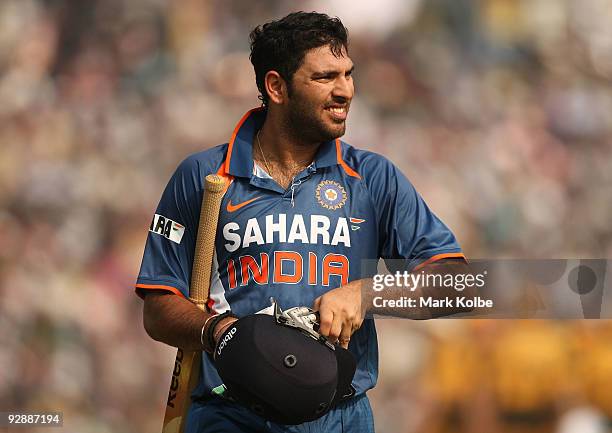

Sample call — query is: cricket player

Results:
[137,11,467,433]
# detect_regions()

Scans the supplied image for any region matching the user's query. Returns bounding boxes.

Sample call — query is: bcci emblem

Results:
[316,180,347,210]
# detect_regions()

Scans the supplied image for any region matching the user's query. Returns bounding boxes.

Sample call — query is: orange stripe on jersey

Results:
[413,252,467,271]
[216,158,227,176]
[274,251,303,284]
[225,107,265,175]
[336,139,361,179]
[135,283,186,299]
[350,218,365,224]
[215,159,234,194]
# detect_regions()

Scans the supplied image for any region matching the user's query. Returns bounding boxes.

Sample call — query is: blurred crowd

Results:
[0,0,611,432]
[372,319,612,433]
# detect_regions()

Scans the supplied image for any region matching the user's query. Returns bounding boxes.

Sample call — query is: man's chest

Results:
[214,173,378,290]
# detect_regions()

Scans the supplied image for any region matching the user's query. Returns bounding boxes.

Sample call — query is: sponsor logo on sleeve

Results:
[150,214,186,244]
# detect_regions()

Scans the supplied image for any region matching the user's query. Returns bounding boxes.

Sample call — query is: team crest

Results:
[316,180,347,210]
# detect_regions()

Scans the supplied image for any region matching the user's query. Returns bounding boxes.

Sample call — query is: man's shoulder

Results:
[338,140,396,179]
[175,143,230,175]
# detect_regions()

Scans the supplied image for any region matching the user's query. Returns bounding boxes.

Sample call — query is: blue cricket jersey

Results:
[136,108,464,398]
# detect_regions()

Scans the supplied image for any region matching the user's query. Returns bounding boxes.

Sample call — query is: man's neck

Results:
[256,119,319,171]
[252,113,323,190]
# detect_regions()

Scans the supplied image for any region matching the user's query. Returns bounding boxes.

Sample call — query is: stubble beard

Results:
[285,92,346,146]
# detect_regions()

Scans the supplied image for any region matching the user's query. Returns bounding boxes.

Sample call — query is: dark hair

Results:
[249,11,349,106]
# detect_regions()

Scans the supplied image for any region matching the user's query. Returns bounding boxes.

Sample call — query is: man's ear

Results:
[264,71,288,105]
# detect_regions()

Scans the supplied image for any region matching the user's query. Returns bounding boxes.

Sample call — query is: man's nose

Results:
[333,76,353,101]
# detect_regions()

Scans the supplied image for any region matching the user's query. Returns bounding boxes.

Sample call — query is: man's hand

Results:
[313,279,370,348]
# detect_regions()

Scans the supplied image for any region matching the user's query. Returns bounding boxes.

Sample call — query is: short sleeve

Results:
[135,156,205,298]
[364,156,464,270]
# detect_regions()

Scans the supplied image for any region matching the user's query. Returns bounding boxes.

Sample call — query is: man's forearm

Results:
[143,292,209,351]
[364,260,476,319]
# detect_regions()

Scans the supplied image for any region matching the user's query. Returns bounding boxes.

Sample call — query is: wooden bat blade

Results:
[161,174,227,433]
[162,349,201,433]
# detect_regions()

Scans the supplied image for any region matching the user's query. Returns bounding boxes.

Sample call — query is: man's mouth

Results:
[325,106,348,121]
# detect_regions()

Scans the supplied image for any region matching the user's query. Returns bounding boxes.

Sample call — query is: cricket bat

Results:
[162,174,227,433]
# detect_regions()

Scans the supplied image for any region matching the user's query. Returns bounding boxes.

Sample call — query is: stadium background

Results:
[1,0,611,432]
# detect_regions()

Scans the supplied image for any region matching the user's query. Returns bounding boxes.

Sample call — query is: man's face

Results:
[284,45,354,144]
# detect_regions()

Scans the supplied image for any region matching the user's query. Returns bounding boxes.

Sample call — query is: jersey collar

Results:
[222,107,340,178]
